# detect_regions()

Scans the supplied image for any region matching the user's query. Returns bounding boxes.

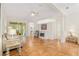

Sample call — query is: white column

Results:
[0,5,2,56]
[61,14,66,43]
[0,4,7,56]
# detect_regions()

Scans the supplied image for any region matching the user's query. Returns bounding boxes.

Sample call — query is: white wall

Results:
[0,4,2,55]
[64,12,79,41]
[34,17,63,40]
[53,4,79,42]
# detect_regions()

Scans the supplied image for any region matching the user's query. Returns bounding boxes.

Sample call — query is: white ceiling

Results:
[2,3,61,22]
[2,3,79,22]
[53,3,79,15]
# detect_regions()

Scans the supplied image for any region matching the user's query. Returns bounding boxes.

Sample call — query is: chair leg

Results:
[19,47,21,53]
[17,45,21,56]
[6,48,10,56]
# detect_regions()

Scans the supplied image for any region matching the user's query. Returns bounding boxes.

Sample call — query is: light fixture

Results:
[31,11,39,16]
[31,12,35,16]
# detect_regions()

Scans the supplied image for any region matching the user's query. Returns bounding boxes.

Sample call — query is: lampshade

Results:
[8,28,16,35]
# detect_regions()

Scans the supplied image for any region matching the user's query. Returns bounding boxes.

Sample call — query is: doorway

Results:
[8,22,26,36]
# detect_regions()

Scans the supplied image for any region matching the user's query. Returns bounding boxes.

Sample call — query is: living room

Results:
[0,3,79,56]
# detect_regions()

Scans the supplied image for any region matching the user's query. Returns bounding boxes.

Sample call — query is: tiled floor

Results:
[9,37,79,56]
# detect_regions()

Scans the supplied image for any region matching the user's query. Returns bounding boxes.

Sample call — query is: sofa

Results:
[66,32,79,44]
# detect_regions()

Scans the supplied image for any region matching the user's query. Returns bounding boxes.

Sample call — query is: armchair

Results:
[2,33,22,56]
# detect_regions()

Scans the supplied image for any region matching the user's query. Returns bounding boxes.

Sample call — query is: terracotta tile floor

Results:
[9,37,79,56]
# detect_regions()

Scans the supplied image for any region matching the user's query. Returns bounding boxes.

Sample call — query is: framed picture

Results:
[41,24,47,30]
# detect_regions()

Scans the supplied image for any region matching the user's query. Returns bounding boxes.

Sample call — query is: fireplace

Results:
[40,33,44,37]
